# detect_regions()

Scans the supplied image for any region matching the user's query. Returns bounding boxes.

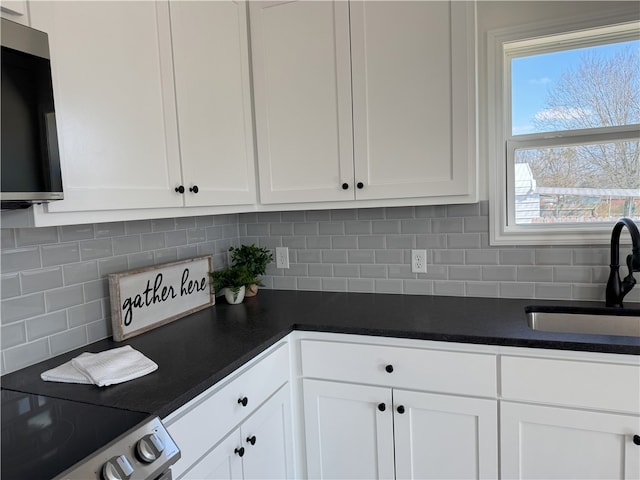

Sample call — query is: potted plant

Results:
[228,244,273,297]
[210,265,256,305]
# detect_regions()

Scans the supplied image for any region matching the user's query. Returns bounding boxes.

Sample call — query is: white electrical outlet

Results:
[276,247,289,269]
[411,249,427,273]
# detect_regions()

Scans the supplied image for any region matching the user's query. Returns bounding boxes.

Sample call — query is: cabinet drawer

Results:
[300,340,496,397]
[166,342,290,477]
[501,356,640,414]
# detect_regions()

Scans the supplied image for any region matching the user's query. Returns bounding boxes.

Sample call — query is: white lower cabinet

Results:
[299,337,499,480]
[164,342,292,479]
[501,401,640,480]
[303,379,498,480]
[499,353,640,480]
[184,385,294,480]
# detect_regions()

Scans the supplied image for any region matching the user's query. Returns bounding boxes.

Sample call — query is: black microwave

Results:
[1,18,63,209]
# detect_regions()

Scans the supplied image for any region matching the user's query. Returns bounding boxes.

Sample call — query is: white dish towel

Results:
[41,345,158,387]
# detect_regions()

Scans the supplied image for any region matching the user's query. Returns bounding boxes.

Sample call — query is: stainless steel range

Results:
[1,389,180,480]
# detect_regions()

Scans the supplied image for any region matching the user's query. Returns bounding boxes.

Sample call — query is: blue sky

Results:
[511,39,639,135]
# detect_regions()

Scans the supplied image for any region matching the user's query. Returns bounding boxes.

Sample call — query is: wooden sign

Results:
[109,256,214,341]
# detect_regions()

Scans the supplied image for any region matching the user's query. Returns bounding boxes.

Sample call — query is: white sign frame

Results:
[109,256,214,341]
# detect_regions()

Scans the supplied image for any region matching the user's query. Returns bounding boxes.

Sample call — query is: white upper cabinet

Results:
[250,0,354,204]
[30,1,183,212]
[29,0,255,214]
[351,0,476,201]
[1,1,29,25]
[169,0,256,207]
[250,0,477,206]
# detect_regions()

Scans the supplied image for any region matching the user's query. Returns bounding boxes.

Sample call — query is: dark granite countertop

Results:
[2,290,639,418]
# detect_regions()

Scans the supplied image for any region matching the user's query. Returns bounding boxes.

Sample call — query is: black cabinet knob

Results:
[175,185,185,194]
[357,182,364,189]
[246,435,257,446]
[634,435,640,446]
[342,183,349,190]
[238,397,248,407]
[385,364,394,373]
[234,447,245,457]
[397,405,405,414]
[377,403,386,412]
[189,185,199,194]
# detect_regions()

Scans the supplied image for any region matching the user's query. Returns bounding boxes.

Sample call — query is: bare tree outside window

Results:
[512,43,640,224]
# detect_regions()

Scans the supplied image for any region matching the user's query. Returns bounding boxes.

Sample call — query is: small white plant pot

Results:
[224,286,246,305]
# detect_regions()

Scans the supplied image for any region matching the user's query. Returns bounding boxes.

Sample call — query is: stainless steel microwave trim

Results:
[1,17,49,59]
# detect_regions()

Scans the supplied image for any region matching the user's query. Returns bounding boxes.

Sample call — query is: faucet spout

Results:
[605,217,640,308]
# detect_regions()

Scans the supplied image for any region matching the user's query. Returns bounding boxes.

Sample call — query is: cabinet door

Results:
[29,1,183,212]
[303,379,395,480]
[350,1,476,201]
[250,0,354,204]
[393,389,498,480]
[1,1,29,25]
[241,385,294,480]
[501,401,640,480]
[181,431,244,480]
[169,0,256,207]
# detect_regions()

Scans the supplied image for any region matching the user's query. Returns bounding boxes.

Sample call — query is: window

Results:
[488,12,640,245]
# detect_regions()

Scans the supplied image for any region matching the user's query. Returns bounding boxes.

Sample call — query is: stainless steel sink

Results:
[526,306,640,337]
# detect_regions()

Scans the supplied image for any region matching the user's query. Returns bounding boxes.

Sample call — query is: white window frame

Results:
[488,9,640,246]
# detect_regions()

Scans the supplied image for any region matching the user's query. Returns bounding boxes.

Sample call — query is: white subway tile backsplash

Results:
[1,273,21,299]
[125,220,152,234]
[3,338,50,372]
[68,300,103,328]
[1,322,26,349]
[50,326,88,356]
[26,311,67,340]
[434,281,465,296]
[2,293,46,324]
[348,279,375,292]
[21,267,64,294]
[151,218,176,232]
[95,222,125,238]
[357,208,385,220]
[372,220,401,234]
[374,279,403,294]
[113,235,142,255]
[386,235,415,250]
[334,264,360,277]
[1,200,627,373]
[60,225,95,242]
[2,246,42,272]
[15,227,59,246]
[45,285,84,312]
[447,233,481,249]
[1,229,15,249]
[516,266,554,283]
[403,279,433,295]
[298,277,322,291]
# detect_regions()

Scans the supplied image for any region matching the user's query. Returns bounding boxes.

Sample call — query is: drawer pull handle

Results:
[246,435,257,446]
[385,364,394,373]
[175,185,185,194]
[396,405,405,414]
[357,182,364,189]
[234,447,245,457]
[634,435,640,446]
[238,397,248,407]
[342,183,349,190]
[189,185,199,194]
[377,403,386,412]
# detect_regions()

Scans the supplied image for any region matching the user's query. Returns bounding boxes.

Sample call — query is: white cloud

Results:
[529,77,551,85]
[533,107,591,121]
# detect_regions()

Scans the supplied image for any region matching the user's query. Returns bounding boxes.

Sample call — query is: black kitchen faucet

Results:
[605,217,640,308]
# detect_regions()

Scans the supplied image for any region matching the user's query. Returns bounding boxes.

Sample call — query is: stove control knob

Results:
[136,432,165,463]
[102,455,134,480]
